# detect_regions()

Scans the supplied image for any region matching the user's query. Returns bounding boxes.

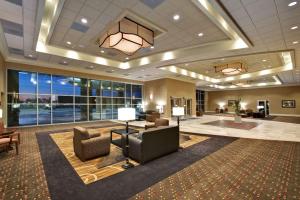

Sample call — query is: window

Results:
[6,69,143,126]
[196,90,205,112]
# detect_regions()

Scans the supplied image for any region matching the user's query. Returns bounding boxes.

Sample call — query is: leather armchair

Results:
[73,127,110,161]
[145,119,169,130]
[128,126,179,164]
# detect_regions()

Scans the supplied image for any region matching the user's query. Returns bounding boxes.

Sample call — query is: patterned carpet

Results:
[132,138,300,199]
[203,120,260,130]
[0,121,300,200]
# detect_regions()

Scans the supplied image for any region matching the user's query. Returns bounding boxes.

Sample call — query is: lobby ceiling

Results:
[0,0,299,90]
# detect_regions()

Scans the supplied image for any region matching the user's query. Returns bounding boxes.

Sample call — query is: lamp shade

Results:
[118,108,136,121]
[172,107,184,116]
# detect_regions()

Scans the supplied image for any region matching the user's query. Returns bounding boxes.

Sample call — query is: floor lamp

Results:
[118,107,136,169]
[172,107,184,126]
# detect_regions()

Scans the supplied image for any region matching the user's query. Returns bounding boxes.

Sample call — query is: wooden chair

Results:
[0,121,20,155]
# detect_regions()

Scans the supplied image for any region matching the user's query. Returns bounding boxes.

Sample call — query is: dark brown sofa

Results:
[128,126,179,164]
[145,110,160,122]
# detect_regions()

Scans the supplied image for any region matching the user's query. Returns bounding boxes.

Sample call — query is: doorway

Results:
[257,100,270,116]
[170,97,192,116]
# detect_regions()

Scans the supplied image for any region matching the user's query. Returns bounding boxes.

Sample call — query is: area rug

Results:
[37,126,236,200]
[203,120,260,130]
[49,126,209,184]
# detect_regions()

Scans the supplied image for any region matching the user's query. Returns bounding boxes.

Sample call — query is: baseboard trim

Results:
[270,113,300,117]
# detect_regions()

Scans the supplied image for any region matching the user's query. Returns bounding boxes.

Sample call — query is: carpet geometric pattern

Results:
[203,120,260,130]
[132,138,300,199]
[50,126,209,184]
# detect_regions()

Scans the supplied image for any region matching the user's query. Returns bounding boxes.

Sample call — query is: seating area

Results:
[0,0,300,199]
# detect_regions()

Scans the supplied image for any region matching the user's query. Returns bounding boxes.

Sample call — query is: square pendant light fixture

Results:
[98,17,154,55]
[215,62,247,75]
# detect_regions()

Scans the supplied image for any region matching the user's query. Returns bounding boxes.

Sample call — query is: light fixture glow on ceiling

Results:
[173,14,180,21]
[81,18,88,24]
[291,26,298,30]
[98,17,154,55]
[100,50,105,53]
[66,41,71,45]
[293,41,299,44]
[150,46,154,49]
[198,32,204,37]
[288,1,297,6]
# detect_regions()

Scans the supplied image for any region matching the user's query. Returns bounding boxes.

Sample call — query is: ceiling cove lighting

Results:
[214,62,247,75]
[288,1,297,6]
[98,17,154,55]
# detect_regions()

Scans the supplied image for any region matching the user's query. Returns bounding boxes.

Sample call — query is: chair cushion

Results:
[0,138,10,144]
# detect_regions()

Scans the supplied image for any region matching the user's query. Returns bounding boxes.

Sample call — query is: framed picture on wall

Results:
[228,100,235,107]
[282,100,296,108]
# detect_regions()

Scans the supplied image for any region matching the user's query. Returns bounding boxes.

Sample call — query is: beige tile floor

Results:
[119,115,300,142]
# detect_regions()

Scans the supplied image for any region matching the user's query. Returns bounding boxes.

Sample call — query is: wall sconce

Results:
[150,94,153,100]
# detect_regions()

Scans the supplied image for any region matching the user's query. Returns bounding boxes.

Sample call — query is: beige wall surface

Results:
[144,78,196,117]
[0,54,5,123]
[207,86,300,115]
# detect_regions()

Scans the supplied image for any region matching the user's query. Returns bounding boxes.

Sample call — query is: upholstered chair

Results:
[73,127,110,161]
[145,119,169,130]
[0,120,20,155]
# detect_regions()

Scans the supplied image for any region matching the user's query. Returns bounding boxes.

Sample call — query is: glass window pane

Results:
[52,105,74,123]
[101,113,112,120]
[132,98,142,105]
[7,104,37,126]
[102,81,112,97]
[102,97,112,104]
[38,73,51,94]
[89,105,101,120]
[132,85,142,99]
[38,104,51,124]
[75,96,87,104]
[102,105,112,114]
[125,98,131,106]
[75,105,87,122]
[74,77,87,96]
[52,75,74,95]
[52,95,73,104]
[8,70,37,94]
[113,98,125,104]
[7,94,36,104]
[113,82,125,97]
[125,84,131,97]
[89,80,101,96]
[113,105,125,113]
[89,97,101,104]
[38,95,51,104]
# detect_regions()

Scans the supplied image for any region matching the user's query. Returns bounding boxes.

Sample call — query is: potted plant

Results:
[233,98,242,123]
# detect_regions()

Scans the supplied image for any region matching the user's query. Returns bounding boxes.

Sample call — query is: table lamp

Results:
[172,107,184,126]
[118,107,136,132]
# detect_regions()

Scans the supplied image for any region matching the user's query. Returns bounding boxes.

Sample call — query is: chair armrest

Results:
[128,135,142,162]
[145,124,155,130]
[87,129,101,138]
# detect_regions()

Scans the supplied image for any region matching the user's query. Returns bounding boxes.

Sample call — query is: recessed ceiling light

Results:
[81,18,88,24]
[198,32,204,37]
[262,59,267,62]
[173,14,180,21]
[150,46,154,49]
[185,64,189,66]
[28,54,33,57]
[100,50,105,53]
[293,41,299,44]
[288,1,297,6]
[78,44,85,48]
[291,26,298,30]
[125,57,129,60]
[88,65,94,69]
[66,41,71,45]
